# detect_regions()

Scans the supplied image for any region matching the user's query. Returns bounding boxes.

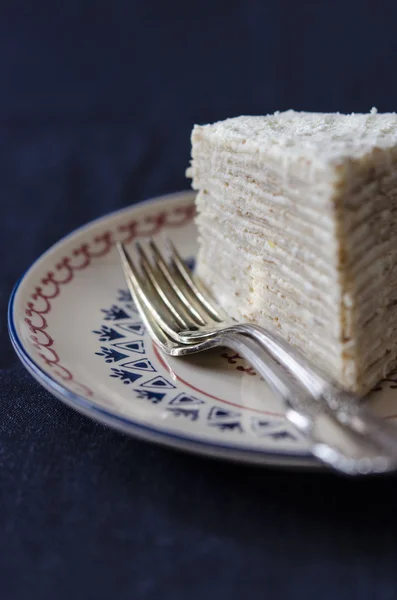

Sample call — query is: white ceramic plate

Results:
[8,191,397,469]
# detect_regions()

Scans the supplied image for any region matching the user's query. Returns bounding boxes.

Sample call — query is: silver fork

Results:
[116,240,397,475]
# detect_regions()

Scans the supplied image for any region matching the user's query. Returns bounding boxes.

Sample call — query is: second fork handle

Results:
[216,330,395,475]
[222,324,397,461]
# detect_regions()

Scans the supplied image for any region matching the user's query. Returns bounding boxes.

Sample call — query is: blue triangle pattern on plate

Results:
[140,376,176,390]
[112,340,145,354]
[133,389,166,403]
[117,289,132,303]
[167,408,199,421]
[121,358,156,372]
[110,369,143,384]
[208,407,241,421]
[250,418,297,441]
[93,294,299,448]
[168,393,205,407]
[92,325,125,342]
[95,346,129,363]
[116,322,145,336]
[266,430,297,441]
[208,420,243,433]
[101,305,130,321]
[250,417,286,436]
[207,406,243,432]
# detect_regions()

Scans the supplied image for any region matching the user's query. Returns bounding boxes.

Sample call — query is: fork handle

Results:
[216,330,396,475]
[184,322,397,464]
[221,324,397,463]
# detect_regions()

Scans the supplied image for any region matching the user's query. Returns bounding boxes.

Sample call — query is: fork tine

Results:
[116,243,172,348]
[166,239,224,322]
[148,239,207,326]
[135,241,191,330]
[116,242,186,344]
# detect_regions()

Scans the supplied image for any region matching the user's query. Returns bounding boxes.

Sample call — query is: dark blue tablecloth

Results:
[2,2,397,598]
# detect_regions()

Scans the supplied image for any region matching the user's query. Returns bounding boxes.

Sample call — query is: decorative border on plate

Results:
[22,205,195,399]
[92,290,299,442]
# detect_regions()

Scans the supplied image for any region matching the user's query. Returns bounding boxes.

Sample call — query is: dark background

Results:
[2,1,397,598]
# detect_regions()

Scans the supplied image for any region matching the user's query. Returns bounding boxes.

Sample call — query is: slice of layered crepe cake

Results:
[187,109,397,394]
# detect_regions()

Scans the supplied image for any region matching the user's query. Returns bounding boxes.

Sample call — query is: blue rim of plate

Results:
[7,191,318,469]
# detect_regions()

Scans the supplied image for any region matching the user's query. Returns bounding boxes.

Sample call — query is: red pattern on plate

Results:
[23,204,195,399]
[220,351,257,376]
[153,343,282,417]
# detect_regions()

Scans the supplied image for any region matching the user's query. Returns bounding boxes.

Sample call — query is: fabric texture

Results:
[2,1,397,598]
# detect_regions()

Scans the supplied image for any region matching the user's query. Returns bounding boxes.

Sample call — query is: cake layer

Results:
[197,229,397,392]
[190,111,397,171]
[196,188,397,304]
